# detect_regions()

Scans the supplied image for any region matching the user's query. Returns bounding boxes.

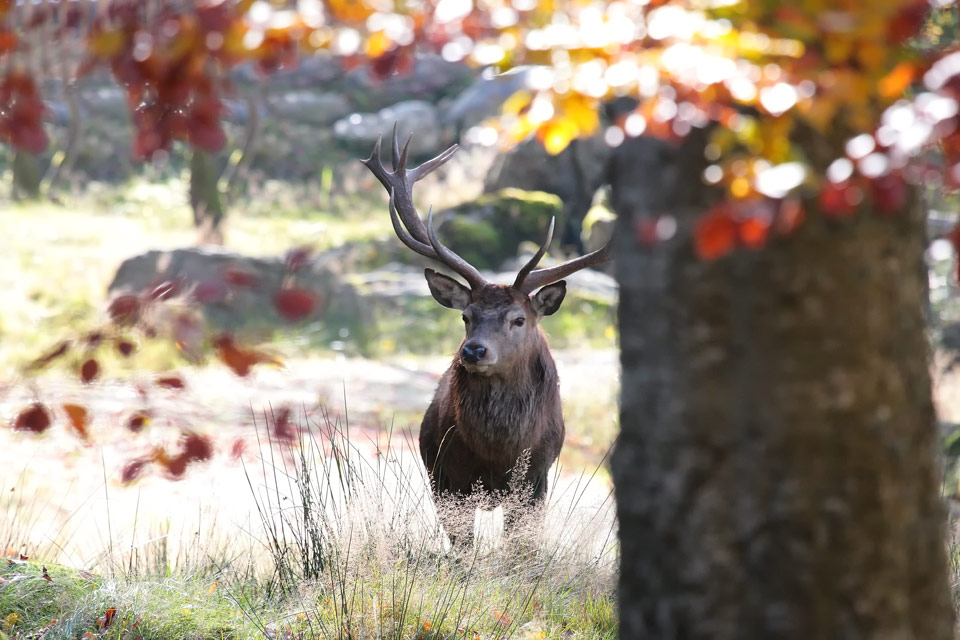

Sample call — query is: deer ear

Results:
[425,268,472,310]
[531,281,566,316]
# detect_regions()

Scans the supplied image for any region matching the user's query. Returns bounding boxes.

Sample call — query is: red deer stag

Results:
[362,128,613,524]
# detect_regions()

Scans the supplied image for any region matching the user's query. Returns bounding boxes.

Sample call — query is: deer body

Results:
[361,127,611,514]
[420,295,565,501]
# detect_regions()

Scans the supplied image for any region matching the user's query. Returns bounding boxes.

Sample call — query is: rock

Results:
[442,66,532,129]
[78,86,129,120]
[333,100,445,156]
[341,54,474,111]
[434,189,564,270]
[265,91,354,127]
[581,201,616,255]
[108,247,367,345]
[484,134,611,250]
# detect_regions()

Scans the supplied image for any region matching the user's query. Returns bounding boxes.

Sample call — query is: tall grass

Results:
[244,404,618,639]
[1,401,617,639]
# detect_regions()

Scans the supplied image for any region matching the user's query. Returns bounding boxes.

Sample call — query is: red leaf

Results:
[285,246,314,272]
[274,288,318,322]
[871,172,908,215]
[115,338,136,357]
[63,404,90,440]
[26,341,71,370]
[148,279,181,301]
[10,125,48,154]
[84,331,105,348]
[155,375,185,390]
[271,406,296,442]
[96,607,116,629]
[221,266,260,288]
[192,279,228,303]
[13,403,51,434]
[108,295,141,325]
[775,198,805,235]
[126,413,150,433]
[888,0,929,44]
[42,566,52,581]
[694,205,738,260]
[230,438,246,460]
[121,457,151,484]
[180,432,213,462]
[818,181,862,218]
[80,359,100,384]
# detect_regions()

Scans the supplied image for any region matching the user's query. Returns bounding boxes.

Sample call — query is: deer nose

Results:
[461,342,487,364]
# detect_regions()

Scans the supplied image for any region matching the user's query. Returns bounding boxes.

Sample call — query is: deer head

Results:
[362,125,612,375]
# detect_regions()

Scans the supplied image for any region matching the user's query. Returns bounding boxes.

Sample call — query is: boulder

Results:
[581,201,616,255]
[265,91,354,127]
[484,134,611,250]
[341,54,474,111]
[108,247,368,347]
[333,100,445,157]
[434,189,565,270]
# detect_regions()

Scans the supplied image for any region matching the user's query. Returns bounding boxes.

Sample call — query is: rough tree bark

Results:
[608,132,955,638]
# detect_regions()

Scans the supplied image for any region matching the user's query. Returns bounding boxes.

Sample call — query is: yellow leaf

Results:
[365,30,392,58]
[88,28,126,58]
[502,90,533,117]
[538,118,580,155]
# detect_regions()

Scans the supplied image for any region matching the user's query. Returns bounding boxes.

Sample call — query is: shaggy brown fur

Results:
[418,282,566,508]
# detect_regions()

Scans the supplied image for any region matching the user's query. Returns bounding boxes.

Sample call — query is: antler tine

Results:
[388,188,439,258]
[513,217,555,290]
[411,143,459,181]
[427,208,487,290]
[360,134,391,188]
[517,237,614,294]
[391,121,401,168]
[397,132,412,173]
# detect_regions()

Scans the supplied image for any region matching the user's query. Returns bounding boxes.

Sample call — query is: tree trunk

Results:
[608,133,954,638]
[190,148,225,245]
[12,150,42,199]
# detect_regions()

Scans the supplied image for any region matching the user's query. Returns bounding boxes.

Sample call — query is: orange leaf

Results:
[738,217,771,250]
[694,206,738,260]
[214,334,283,377]
[878,62,918,100]
[208,581,218,594]
[63,404,90,440]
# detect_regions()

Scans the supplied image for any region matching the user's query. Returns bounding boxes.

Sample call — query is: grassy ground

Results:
[0,415,617,639]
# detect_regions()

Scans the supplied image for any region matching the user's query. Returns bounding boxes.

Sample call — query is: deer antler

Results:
[362,124,486,290]
[513,219,613,294]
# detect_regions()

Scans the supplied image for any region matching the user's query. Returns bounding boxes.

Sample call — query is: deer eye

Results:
[512,317,525,327]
